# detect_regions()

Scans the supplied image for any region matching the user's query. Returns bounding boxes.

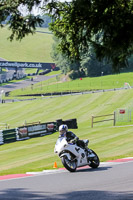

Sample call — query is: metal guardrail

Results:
[0,118,77,144]
[3,129,16,143]
[2,87,132,104]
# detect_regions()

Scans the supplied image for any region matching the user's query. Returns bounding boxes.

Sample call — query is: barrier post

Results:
[114,111,116,126]
[91,116,94,128]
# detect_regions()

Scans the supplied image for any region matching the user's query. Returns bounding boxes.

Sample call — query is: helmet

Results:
[59,124,68,132]
[59,124,68,136]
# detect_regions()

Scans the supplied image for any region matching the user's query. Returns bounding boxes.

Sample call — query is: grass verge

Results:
[9,72,133,97]
[0,126,133,175]
[0,89,133,175]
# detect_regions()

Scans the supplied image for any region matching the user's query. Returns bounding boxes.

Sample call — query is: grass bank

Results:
[0,89,133,175]
[9,72,133,97]
[0,27,53,62]
[0,126,133,175]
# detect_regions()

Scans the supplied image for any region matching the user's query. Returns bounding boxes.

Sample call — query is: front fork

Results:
[86,149,96,162]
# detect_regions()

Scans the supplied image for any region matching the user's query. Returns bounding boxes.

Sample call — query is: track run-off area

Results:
[0,158,133,200]
[0,71,133,199]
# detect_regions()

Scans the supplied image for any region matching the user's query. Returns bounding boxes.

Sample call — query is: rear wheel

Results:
[88,149,100,168]
[61,156,77,172]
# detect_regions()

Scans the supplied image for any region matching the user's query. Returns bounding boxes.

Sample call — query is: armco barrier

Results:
[0,118,77,145]
[0,122,57,144]
[17,122,57,140]
[16,127,29,141]
[0,130,4,144]
[27,123,48,137]
[3,128,17,143]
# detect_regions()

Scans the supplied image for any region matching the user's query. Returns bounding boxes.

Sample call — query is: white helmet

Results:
[59,124,68,132]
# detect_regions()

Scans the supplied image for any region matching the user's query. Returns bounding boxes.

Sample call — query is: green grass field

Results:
[0,126,133,175]
[0,89,133,175]
[0,26,133,176]
[9,72,133,97]
[0,27,53,62]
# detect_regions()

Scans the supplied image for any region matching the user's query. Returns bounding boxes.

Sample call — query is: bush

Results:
[69,70,85,80]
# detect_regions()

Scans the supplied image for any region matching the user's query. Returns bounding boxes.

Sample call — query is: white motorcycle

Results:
[54,137,100,172]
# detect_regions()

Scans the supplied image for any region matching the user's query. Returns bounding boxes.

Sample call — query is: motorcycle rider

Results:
[58,124,86,149]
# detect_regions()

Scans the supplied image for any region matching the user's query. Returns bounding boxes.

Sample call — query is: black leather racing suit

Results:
[65,131,85,149]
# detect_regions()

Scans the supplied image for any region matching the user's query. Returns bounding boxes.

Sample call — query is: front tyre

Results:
[88,150,100,168]
[61,156,77,172]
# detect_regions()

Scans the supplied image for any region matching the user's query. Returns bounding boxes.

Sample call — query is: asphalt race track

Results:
[0,161,133,200]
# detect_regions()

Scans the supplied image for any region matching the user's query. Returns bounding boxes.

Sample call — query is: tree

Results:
[37,14,51,28]
[1,0,133,72]
[80,46,112,77]
[51,36,71,75]
[0,0,44,40]
[52,36,112,78]
[51,36,83,78]
[46,0,133,72]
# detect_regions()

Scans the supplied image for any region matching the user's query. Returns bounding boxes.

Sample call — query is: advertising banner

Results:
[0,61,56,70]
[27,124,47,136]
[18,127,28,138]
[47,123,55,132]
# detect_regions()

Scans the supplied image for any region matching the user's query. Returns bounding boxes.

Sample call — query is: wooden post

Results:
[91,116,94,128]
[113,111,116,126]
[25,120,27,126]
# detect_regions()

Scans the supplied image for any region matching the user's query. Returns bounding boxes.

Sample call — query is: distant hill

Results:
[0,27,54,62]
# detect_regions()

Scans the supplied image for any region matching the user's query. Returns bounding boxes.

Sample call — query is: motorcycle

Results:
[54,137,100,172]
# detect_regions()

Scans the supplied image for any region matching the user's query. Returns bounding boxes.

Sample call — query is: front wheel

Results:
[88,149,100,168]
[61,156,77,172]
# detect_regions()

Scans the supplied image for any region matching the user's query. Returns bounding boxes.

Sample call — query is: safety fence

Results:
[115,109,132,123]
[0,118,77,145]
[3,128,17,143]
[91,109,133,128]
[91,113,116,128]
[0,130,3,144]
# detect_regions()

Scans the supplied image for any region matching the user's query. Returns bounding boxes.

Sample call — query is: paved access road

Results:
[0,74,57,93]
[0,161,133,200]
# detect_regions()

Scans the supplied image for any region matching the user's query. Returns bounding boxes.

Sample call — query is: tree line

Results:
[1,0,133,79]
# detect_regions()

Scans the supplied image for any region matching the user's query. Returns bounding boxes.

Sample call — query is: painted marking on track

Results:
[0,174,33,181]
[107,157,133,162]
[1,157,133,181]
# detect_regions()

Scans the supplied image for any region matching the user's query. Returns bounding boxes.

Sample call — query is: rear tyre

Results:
[61,156,77,172]
[88,149,100,168]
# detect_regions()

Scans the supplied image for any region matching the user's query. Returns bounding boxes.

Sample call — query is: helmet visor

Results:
[59,130,66,137]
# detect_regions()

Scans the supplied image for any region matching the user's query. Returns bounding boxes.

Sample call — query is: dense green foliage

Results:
[1,0,133,72]
[0,0,44,40]
[47,0,133,72]
[37,14,51,28]
[51,37,112,78]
